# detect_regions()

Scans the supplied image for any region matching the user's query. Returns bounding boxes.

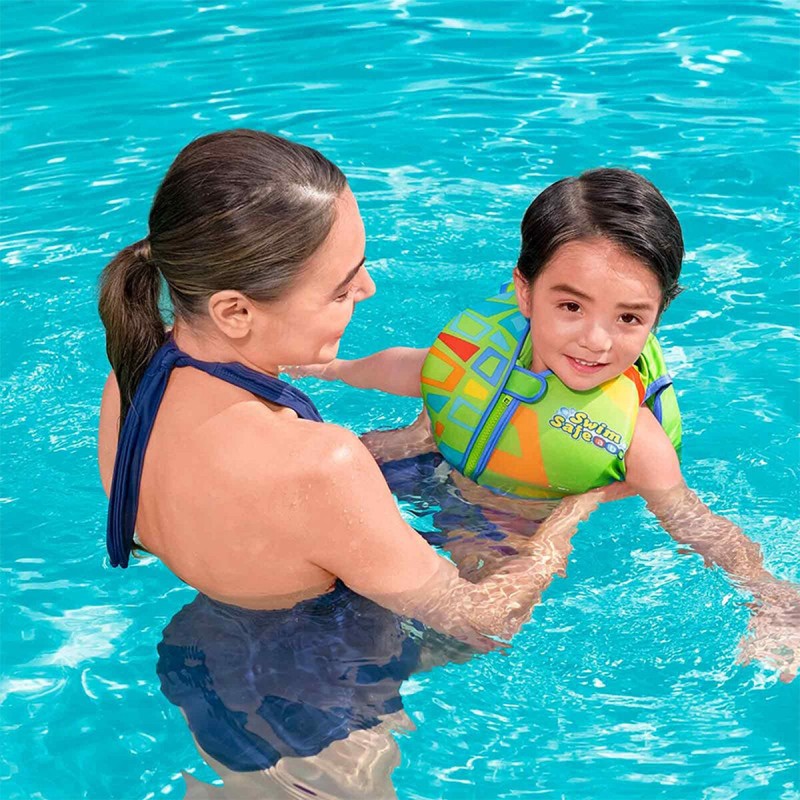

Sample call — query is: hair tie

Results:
[132,237,152,262]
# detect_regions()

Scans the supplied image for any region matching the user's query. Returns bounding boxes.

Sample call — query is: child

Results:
[292,168,800,680]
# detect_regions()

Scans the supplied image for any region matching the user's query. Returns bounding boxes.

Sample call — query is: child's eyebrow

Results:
[331,256,366,295]
[549,283,593,301]
[549,283,656,312]
[617,300,658,312]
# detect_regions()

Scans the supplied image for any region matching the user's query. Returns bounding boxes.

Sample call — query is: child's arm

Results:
[286,347,427,398]
[626,408,800,680]
[285,348,434,462]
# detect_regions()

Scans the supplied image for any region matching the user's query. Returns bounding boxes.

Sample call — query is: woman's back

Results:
[99,357,338,608]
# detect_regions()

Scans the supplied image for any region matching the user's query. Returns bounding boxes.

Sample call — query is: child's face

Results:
[513,238,662,391]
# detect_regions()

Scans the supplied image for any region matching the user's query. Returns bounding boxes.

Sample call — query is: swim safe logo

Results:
[548,407,627,459]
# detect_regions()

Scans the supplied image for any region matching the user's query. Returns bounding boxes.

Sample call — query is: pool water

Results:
[2,1,799,798]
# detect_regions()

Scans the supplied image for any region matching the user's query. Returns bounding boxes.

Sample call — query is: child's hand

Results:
[282,360,341,381]
[738,577,800,682]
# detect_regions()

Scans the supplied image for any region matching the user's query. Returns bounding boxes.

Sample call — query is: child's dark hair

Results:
[516,168,684,312]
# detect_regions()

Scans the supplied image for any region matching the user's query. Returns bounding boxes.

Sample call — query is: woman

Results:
[97,126,589,631]
[97,129,591,795]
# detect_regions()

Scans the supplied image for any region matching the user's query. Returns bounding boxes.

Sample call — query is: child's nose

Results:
[580,320,613,353]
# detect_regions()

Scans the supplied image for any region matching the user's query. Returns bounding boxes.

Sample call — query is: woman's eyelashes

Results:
[334,287,352,302]
[333,262,367,302]
[334,280,357,302]
[558,301,582,313]
[619,312,643,325]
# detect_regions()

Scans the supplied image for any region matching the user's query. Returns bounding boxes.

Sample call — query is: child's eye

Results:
[559,301,581,313]
[619,313,641,325]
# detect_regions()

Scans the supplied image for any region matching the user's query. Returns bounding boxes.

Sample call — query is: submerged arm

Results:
[627,408,800,680]
[627,409,770,582]
[390,490,598,647]
[359,407,438,463]
[298,427,595,650]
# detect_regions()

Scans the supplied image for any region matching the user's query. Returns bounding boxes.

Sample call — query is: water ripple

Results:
[2,1,799,798]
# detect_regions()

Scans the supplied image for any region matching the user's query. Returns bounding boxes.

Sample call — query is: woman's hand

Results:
[738,578,800,682]
[360,409,437,464]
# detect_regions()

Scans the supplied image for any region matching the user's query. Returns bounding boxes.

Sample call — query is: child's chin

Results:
[554,370,605,392]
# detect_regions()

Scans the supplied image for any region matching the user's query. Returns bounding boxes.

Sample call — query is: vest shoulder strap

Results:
[635,333,682,458]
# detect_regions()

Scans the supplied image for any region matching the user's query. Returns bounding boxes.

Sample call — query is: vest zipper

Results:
[464,393,512,477]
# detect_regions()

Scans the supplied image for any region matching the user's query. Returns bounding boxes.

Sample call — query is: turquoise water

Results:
[2,1,799,797]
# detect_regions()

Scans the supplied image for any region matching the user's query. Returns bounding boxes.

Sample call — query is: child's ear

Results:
[512,269,532,319]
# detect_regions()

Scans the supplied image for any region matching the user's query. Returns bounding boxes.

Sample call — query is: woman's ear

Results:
[512,268,532,319]
[207,291,254,339]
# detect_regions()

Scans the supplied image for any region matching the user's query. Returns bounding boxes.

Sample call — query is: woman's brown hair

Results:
[98,129,347,425]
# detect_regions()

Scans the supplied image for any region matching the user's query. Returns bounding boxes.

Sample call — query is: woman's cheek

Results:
[326,303,353,340]
[338,300,356,328]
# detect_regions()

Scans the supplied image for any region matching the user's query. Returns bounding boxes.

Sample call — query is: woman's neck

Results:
[171,320,281,378]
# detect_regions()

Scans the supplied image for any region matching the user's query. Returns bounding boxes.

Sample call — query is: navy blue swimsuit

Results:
[105,338,422,771]
[157,585,421,771]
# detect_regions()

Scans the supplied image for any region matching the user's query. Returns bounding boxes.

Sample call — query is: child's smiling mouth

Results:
[565,355,609,374]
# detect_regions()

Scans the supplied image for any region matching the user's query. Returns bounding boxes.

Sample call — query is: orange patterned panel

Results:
[622,366,645,405]
[420,347,465,392]
[484,404,549,486]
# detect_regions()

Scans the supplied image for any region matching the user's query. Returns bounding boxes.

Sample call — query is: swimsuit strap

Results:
[106,338,323,568]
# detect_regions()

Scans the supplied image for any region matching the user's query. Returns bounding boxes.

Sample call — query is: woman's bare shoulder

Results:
[97,365,365,488]
[190,392,367,487]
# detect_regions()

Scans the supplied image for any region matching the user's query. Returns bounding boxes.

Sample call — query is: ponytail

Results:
[98,238,165,426]
[98,129,347,427]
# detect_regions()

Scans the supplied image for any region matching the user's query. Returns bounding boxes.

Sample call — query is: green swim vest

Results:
[420,283,682,499]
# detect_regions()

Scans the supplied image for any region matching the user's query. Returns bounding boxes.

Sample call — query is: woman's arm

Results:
[98,371,121,496]
[626,408,800,680]
[287,347,427,397]
[290,426,595,650]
